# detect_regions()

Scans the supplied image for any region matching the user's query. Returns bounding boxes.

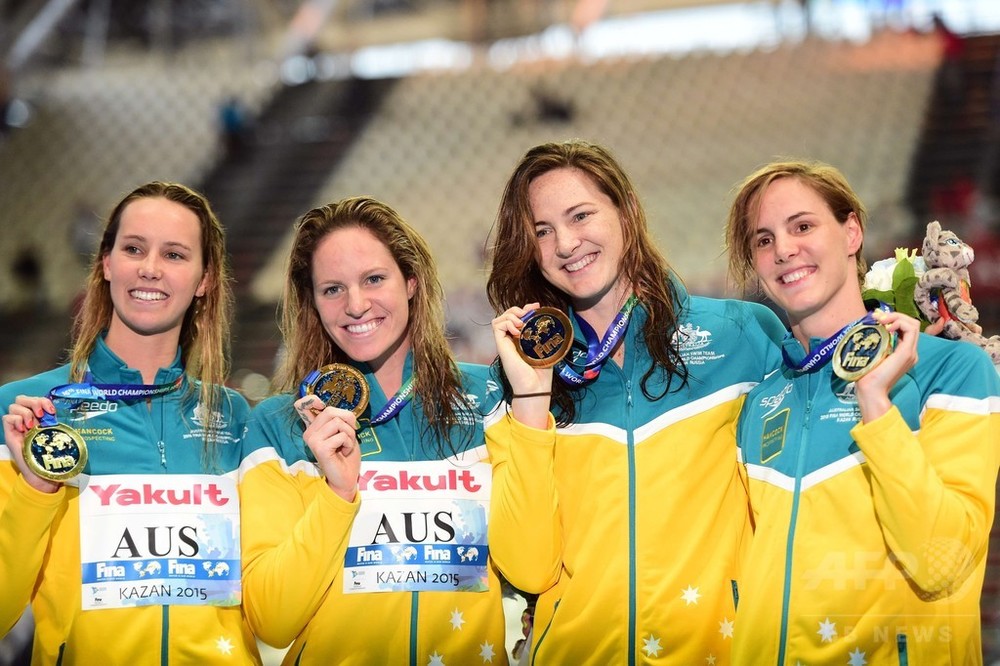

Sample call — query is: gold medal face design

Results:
[305,364,370,418]
[517,307,574,369]
[832,323,891,382]
[22,422,88,482]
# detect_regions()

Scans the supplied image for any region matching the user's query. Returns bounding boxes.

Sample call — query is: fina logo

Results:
[392,545,418,562]
[192,403,227,429]
[133,561,162,577]
[672,322,712,350]
[351,570,365,588]
[202,561,230,577]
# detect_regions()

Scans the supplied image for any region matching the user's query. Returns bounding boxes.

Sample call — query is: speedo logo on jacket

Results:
[759,382,793,417]
[70,400,119,421]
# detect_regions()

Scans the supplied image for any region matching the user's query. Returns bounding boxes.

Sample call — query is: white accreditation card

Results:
[344,460,491,594]
[78,474,241,610]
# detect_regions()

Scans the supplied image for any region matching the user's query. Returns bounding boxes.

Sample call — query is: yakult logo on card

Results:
[87,482,231,507]
[357,469,482,493]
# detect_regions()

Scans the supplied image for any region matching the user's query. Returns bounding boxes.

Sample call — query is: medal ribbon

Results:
[782,307,888,374]
[40,378,184,426]
[554,295,639,386]
[369,375,415,426]
[298,370,323,399]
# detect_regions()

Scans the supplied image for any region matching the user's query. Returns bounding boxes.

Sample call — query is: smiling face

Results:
[101,196,207,348]
[529,167,628,315]
[311,226,416,376]
[752,176,864,337]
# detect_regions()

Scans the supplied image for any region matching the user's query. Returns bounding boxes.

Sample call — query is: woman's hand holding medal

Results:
[853,310,921,424]
[493,303,564,429]
[295,363,369,500]
[2,396,63,494]
[294,395,361,502]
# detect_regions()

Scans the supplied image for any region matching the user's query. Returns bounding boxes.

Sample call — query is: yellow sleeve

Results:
[240,449,360,648]
[0,461,67,635]
[484,408,562,593]
[851,402,1000,595]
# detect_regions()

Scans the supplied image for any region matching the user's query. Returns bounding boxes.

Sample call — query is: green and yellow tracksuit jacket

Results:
[735,333,1000,665]
[485,286,785,665]
[240,355,508,665]
[0,336,258,665]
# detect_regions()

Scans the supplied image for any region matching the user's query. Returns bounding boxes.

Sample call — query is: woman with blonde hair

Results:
[0,181,259,664]
[725,159,1000,664]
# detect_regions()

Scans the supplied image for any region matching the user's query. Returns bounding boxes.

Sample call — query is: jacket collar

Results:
[348,348,415,406]
[564,275,685,348]
[87,333,186,386]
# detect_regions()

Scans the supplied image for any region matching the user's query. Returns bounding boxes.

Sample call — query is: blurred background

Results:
[0,0,999,663]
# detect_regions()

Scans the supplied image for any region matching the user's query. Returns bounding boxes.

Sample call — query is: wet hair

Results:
[273,196,473,454]
[70,181,233,465]
[487,140,687,424]
[725,159,868,294]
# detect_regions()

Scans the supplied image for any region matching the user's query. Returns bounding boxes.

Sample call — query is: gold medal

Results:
[22,422,88,482]
[832,322,892,382]
[517,307,574,369]
[303,364,370,418]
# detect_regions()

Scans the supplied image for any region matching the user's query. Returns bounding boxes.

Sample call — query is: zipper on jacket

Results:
[56,643,65,665]
[531,599,560,665]
[410,592,419,666]
[161,605,169,666]
[897,633,909,666]
[624,375,637,666]
[777,375,813,666]
[144,396,168,470]
[156,397,168,470]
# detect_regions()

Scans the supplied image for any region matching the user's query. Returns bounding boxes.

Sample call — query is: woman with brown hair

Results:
[486,140,785,664]
[240,196,508,665]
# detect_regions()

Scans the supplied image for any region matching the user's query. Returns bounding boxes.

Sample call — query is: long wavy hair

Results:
[486,140,687,423]
[70,181,234,464]
[272,197,472,454]
[725,159,868,294]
